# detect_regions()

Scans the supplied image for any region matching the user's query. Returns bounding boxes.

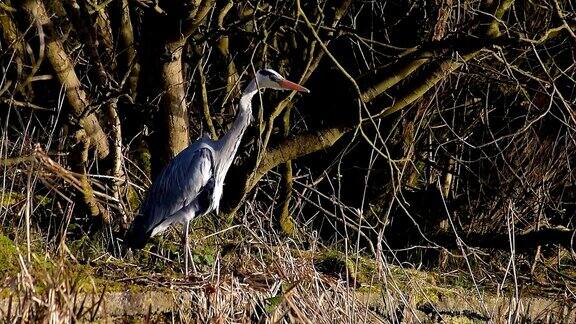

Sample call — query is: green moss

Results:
[382,265,469,308]
[354,255,379,284]
[68,234,97,261]
[389,266,434,282]
[315,250,379,286]
[0,191,24,206]
[0,288,12,299]
[138,148,152,179]
[127,186,141,210]
[192,245,216,266]
[93,277,133,293]
[279,212,298,238]
[0,234,19,274]
[415,286,458,305]
[265,294,283,313]
[35,194,53,206]
[315,250,346,275]
[31,253,56,274]
[357,284,381,293]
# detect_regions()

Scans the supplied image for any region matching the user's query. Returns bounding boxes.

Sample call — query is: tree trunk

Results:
[20,0,110,159]
[138,0,215,176]
[140,36,190,176]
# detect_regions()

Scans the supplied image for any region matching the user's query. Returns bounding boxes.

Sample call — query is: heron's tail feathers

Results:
[124,216,153,249]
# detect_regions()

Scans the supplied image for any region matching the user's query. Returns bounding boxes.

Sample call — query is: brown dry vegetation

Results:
[1,0,576,322]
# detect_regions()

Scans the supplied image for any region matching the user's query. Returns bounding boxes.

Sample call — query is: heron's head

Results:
[255,69,310,93]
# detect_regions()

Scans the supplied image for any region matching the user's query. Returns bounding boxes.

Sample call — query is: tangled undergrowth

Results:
[1,0,576,322]
[0,223,574,322]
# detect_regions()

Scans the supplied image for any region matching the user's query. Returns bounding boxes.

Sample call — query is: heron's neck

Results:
[216,79,258,168]
[239,79,258,113]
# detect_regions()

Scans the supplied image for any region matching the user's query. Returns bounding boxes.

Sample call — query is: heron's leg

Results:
[186,222,198,274]
[184,220,190,276]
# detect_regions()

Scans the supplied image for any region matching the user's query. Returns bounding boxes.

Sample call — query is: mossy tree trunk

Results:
[275,107,298,237]
[137,0,215,176]
[20,0,110,159]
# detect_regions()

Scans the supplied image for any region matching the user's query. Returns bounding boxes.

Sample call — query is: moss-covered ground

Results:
[0,227,574,322]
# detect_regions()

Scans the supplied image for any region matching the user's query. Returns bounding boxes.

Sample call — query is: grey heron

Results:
[125,69,309,275]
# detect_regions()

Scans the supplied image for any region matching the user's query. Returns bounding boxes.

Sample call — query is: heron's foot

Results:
[183,248,198,277]
[124,248,134,260]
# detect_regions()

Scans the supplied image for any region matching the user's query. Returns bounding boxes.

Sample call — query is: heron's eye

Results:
[269,75,281,82]
[259,69,281,82]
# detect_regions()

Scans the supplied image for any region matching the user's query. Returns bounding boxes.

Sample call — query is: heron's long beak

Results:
[278,79,310,93]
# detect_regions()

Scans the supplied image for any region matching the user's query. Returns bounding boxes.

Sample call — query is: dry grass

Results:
[1,1,576,321]
[0,225,574,323]
[0,99,574,324]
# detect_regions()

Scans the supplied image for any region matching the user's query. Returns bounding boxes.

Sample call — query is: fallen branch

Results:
[433,227,576,252]
[32,145,111,223]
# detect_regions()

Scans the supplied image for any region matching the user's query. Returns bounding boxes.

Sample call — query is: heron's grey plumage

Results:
[126,142,216,248]
[125,79,258,249]
[125,69,309,271]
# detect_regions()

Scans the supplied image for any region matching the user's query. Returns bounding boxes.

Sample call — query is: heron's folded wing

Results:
[126,145,214,247]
